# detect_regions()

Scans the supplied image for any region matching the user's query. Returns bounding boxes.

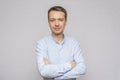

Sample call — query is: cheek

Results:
[61,23,66,28]
[49,22,54,28]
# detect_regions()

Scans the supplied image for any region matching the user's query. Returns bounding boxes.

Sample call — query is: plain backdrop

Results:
[0,0,120,80]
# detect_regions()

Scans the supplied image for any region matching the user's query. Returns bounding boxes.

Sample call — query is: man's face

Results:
[48,10,66,35]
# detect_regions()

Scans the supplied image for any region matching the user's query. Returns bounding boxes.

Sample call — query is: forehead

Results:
[49,11,65,18]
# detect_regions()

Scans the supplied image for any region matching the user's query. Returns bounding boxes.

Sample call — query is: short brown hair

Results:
[48,6,67,20]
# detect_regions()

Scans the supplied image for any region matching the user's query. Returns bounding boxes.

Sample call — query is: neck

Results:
[52,33,64,44]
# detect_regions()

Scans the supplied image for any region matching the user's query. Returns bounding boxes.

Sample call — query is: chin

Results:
[53,32,63,35]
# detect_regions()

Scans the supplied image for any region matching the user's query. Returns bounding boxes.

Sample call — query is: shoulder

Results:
[66,36,80,44]
[37,35,51,45]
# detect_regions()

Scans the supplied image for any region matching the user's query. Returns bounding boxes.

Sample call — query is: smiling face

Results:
[48,10,67,36]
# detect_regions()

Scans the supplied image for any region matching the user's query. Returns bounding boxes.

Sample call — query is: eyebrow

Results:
[49,17,64,19]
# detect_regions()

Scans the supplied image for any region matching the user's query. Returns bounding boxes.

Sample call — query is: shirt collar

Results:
[50,34,66,45]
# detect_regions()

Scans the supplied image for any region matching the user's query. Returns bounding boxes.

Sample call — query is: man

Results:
[36,6,86,80]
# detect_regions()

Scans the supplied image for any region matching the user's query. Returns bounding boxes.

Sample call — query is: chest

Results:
[47,43,74,64]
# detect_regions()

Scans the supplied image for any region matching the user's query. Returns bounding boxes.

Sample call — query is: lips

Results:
[54,28,61,31]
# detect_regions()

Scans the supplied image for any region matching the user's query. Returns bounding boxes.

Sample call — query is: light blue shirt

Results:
[36,35,86,80]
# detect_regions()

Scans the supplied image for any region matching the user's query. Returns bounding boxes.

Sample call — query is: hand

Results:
[43,57,51,64]
[70,61,76,69]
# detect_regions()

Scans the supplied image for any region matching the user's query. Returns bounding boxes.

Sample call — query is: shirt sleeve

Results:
[55,41,86,79]
[36,40,72,78]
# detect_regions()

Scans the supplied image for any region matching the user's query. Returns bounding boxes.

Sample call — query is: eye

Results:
[49,19,55,22]
[58,18,64,21]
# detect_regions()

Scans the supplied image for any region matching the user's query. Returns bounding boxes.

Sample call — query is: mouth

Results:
[54,28,61,31]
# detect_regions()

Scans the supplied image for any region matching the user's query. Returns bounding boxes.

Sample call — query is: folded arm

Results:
[37,54,72,78]
[55,53,86,79]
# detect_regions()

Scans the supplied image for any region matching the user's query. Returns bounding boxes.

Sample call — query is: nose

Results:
[55,20,59,27]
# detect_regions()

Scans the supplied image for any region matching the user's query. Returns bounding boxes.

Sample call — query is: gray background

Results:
[0,0,120,80]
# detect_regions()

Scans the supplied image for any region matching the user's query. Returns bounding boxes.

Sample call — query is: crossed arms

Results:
[36,41,86,79]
